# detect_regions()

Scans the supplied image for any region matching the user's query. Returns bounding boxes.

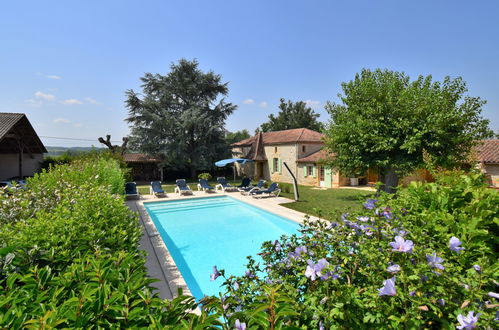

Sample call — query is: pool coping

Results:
[127,190,317,304]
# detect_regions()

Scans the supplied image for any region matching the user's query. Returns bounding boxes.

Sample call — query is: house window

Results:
[302,145,306,153]
[273,158,279,173]
[307,165,314,176]
[274,146,278,153]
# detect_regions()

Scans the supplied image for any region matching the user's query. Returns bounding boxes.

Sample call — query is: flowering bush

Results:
[203,172,498,328]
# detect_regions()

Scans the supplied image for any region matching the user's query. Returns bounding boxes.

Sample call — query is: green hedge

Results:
[0,157,213,328]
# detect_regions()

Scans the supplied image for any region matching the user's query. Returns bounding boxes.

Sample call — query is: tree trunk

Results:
[379,167,399,194]
[189,166,196,180]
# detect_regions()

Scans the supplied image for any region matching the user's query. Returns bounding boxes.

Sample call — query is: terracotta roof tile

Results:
[123,153,163,163]
[232,128,323,146]
[297,149,334,163]
[475,140,499,164]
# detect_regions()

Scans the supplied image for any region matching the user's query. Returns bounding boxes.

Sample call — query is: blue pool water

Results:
[144,196,299,300]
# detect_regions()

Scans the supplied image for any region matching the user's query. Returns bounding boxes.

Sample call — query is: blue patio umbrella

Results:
[215,158,253,181]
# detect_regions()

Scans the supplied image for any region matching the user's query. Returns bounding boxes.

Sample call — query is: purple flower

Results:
[378,277,396,296]
[382,207,393,219]
[457,311,480,329]
[341,213,349,221]
[389,236,414,253]
[449,236,465,253]
[421,275,429,282]
[426,253,445,270]
[393,228,407,237]
[210,266,221,281]
[326,221,339,229]
[357,216,370,222]
[289,246,308,259]
[274,240,281,252]
[387,264,401,274]
[488,292,499,299]
[245,270,255,278]
[305,258,329,281]
[437,298,445,306]
[235,319,246,330]
[473,265,481,273]
[319,321,324,330]
[233,280,239,290]
[409,290,416,296]
[363,198,377,210]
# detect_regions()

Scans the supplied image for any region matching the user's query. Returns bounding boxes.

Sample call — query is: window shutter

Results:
[303,165,307,178]
[278,159,282,174]
[312,165,317,178]
[270,159,274,173]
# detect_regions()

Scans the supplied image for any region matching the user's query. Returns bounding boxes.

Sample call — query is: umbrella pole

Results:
[233,164,236,182]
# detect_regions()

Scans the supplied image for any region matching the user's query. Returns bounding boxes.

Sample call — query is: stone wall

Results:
[481,163,499,187]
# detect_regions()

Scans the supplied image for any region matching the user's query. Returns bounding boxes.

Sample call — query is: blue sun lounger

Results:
[125,182,139,199]
[175,179,193,196]
[239,179,266,195]
[215,177,238,193]
[237,178,251,189]
[197,179,214,192]
[150,181,166,198]
[250,182,281,198]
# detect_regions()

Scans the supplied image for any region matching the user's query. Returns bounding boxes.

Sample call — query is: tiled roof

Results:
[475,140,499,164]
[0,113,24,140]
[244,132,267,161]
[123,153,163,163]
[232,128,324,147]
[297,149,334,163]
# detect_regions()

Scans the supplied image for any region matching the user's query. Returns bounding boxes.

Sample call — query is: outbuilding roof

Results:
[122,153,163,163]
[0,112,47,154]
[475,140,499,164]
[232,128,323,147]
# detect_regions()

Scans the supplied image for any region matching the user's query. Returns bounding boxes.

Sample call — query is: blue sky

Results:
[1,0,498,147]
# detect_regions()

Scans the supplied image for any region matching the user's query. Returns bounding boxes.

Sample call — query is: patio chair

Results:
[239,179,266,195]
[125,182,140,199]
[215,177,238,193]
[197,179,215,192]
[175,179,193,195]
[250,182,281,198]
[150,181,167,198]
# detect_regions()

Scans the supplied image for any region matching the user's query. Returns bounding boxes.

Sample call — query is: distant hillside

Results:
[45,146,105,157]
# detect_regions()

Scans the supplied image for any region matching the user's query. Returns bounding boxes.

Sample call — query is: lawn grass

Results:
[278,183,374,219]
[137,179,374,219]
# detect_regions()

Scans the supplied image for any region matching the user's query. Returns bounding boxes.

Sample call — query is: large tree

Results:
[324,69,493,193]
[225,129,250,145]
[258,98,324,132]
[125,59,236,178]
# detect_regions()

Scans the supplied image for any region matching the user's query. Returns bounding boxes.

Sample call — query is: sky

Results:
[1,0,498,147]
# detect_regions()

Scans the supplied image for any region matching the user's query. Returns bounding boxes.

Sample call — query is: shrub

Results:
[204,172,498,328]
[198,172,212,180]
[0,157,210,328]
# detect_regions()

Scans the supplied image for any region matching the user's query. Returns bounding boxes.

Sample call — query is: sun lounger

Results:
[175,179,193,195]
[250,182,281,198]
[215,177,238,193]
[240,179,266,195]
[150,181,166,198]
[125,182,140,199]
[197,179,214,192]
[237,178,251,189]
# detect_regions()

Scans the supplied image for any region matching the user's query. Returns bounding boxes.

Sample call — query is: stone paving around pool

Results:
[125,190,317,302]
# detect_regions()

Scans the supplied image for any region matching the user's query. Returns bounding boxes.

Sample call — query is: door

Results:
[319,166,325,187]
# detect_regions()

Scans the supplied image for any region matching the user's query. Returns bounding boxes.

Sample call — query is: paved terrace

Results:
[125,190,315,301]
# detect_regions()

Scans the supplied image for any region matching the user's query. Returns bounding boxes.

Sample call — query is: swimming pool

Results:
[144,196,299,300]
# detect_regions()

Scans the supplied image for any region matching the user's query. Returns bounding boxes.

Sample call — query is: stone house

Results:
[232,128,350,188]
[0,112,47,180]
[122,153,164,182]
[475,139,499,188]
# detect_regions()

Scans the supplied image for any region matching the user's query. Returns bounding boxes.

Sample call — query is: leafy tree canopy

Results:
[225,129,250,145]
[125,59,236,178]
[323,68,493,192]
[258,98,324,133]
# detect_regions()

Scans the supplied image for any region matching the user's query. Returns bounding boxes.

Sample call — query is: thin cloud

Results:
[305,100,321,109]
[54,118,70,124]
[258,101,268,108]
[85,97,99,104]
[35,91,55,101]
[25,99,43,107]
[61,99,83,105]
[46,75,61,80]
[73,123,83,128]
[242,98,255,104]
